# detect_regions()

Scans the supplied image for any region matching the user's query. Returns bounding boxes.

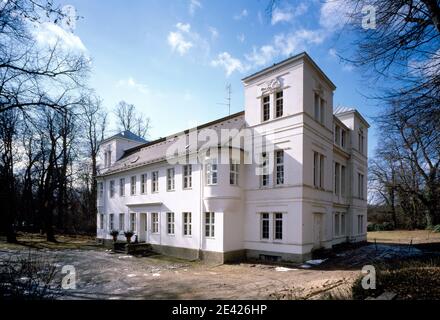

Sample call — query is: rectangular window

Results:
[275,150,284,185]
[130,213,136,232]
[335,125,340,145]
[357,215,364,234]
[109,214,114,230]
[341,213,346,235]
[262,95,270,121]
[358,129,364,154]
[205,212,215,238]
[274,213,283,240]
[314,93,320,121]
[313,152,324,188]
[151,213,159,233]
[341,165,346,196]
[261,213,269,240]
[206,159,218,185]
[167,168,175,191]
[152,171,159,193]
[320,98,325,124]
[341,130,346,148]
[334,213,340,236]
[119,178,125,196]
[183,165,192,189]
[275,91,283,118]
[230,160,239,185]
[183,212,192,236]
[141,174,147,194]
[109,180,115,198]
[130,176,136,195]
[98,182,104,198]
[167,212,175,235]
[334,162,340,195]
[105,150,112,167]
[261,152,269,187]
[358,173,364,199]
[99,214,104,229]
[314,93,325,125]
[119,213,125,231]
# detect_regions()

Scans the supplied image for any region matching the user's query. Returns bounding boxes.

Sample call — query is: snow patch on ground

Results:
[305,259,327,266]
[275,267,297,272]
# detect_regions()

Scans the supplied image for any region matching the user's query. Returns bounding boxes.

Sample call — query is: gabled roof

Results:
[241,51,337,90]
[100,130,147,145]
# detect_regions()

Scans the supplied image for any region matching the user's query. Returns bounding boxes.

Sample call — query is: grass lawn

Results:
[367,230,440,244]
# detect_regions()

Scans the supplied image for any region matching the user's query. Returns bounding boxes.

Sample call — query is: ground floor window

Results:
[109,214,114,230]
[183,212,192,236]
[99,214,104,229]
[259,212,284,241]
[151,213,159,233]
[130,213,136,232]
[357,215,364,234]
[167,212,175,235]
[119,213,125,231]
[205,212,215,238]
[261,213,270,240]
[334,212,346,237]
[274,213,283,240]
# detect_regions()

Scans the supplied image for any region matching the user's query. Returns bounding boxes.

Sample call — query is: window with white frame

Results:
[274,213,283,240]
[152,171,159,192]
[275,150,284,185]
[99,214,104,229]
[167,212,175,235]
[334,162,340,195]
[313,152,324,188]
[358,173,364,199]
[357,215,364,234]
[260,152,269,187]
[130,213,136,232]
[141,174,147,194]
[275,91,283,118]
[205,212,215,237]
[119,213,125,231]
[151,213,159,233]
[98,182,103,198]
[183,212,192,236]
[109,214,114,230]
[130,176,136,195]
[262,95,270,121]
[119,178,125,196]
[206,159,218,185]
[230,160,239,185]
[183,165,192,189]
[261,213,270,240]
[167,168,175,191]
[104,150,112,167]
[341,165,346,196]
[109,180,115,198]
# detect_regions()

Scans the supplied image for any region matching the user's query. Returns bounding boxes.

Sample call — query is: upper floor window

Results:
[141,174,147,194]
[314,93,325,125]
[275,150,284,185]
[260,152,269,187]
[262,95,270,122]
[313,152,324,188]
[167,168,175,191]
[109,180,115,198]
[183,165,192,189]
[334,125,340,144]
[167,212,175,235]
[130,176,136,195]
[119,178,125,196]
[206,159,218,185]
[358,128,365,154]
[334,162,340,195]
[358,173,365,199]
[183,212,192,236]
[230,160,239,185]
[205,212,215,238]
[152,171,159,193]
[98,182,103,198]
[275,91,283,118]
[341,165,346,197]
[341,130,346,148]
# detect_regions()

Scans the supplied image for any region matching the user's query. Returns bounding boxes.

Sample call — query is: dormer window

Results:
[262,95,270,122]
[104,150,112,167]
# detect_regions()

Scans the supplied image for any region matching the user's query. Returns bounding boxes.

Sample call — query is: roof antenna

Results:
[216,83,232,116]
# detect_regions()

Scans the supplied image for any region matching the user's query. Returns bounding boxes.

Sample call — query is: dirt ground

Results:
[0,231,439,300]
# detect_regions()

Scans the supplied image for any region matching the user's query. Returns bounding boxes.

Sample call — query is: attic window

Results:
[131,156,139,163]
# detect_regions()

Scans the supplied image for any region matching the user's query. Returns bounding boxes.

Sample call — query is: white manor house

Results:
[96,52,369,263]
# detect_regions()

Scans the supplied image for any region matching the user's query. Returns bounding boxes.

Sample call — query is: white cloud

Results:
[234,9,248,20]
[176,22,191,33]
[117,77,149,94]
[271,3,308,25]
[245,45,277,67]
[211,52,247,76]
[319,0,353,31]
[329,48,338,58]
[189,0,202,16]
[237,33,245,43]
[209,26,219,40]
[33,22,86,52]
[167,22,210,57]
[168,31,193,55]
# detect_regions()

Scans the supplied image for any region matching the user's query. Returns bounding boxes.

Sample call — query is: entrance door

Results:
[313,213,322,249]
[139,213,147,242]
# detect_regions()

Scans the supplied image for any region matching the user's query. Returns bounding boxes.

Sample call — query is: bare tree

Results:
[114,100,150,139]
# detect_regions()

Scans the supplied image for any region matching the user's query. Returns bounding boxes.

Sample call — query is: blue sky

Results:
[57,0,379,155]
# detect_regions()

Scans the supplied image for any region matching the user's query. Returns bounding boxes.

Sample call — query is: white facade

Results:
[96,52,369,263]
